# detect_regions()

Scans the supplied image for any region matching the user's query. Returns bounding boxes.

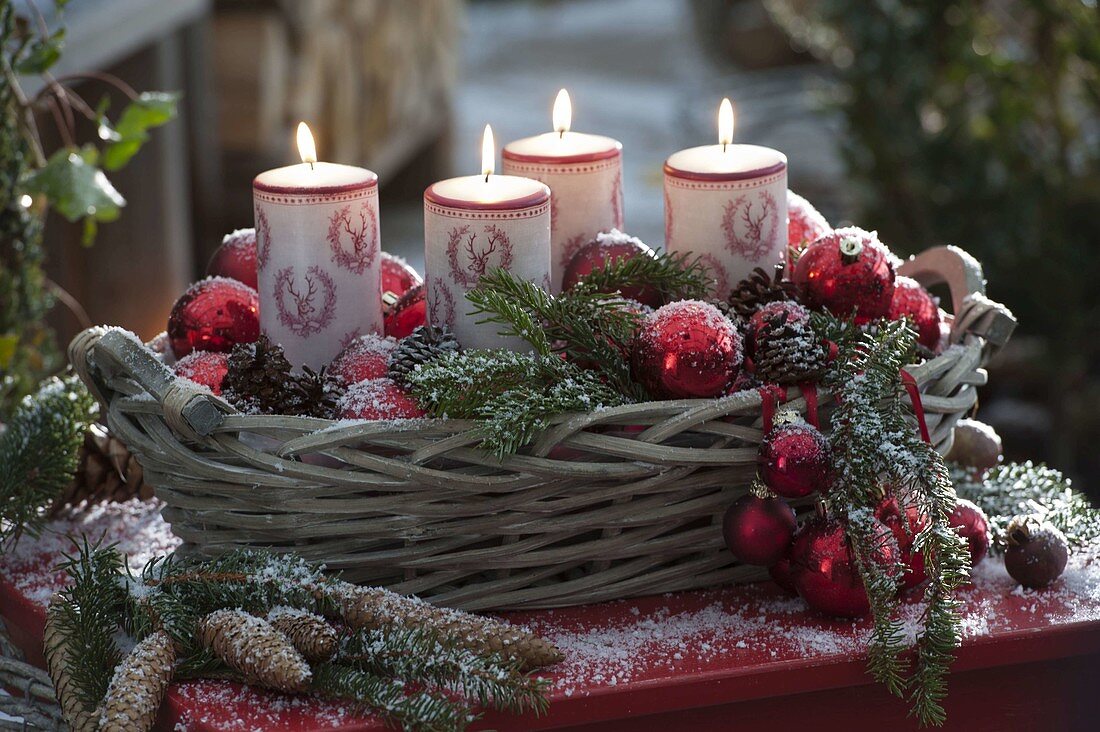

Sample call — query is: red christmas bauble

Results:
[168,277,260,359]
[381,252,423,301]
[790,514,899,618]
[206,228,258,289]
[562,229,661,307]
[792,227,896,324]
[889,276,941,350]
[173,350,229,395]
[759,416,831,498]
[875,491,929,589]
[330,333,396,385]
[631,300,742,399]
[722,494,797,566]
[1004,516,1068,589]
[769,556,798,596]
[949,498,991,566]
[383,284,426,340]
[338,377,426,420]
[787,190,831,259]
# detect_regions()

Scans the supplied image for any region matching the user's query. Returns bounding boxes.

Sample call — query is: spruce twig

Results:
[572,249,712,303]
[311,663,470,732]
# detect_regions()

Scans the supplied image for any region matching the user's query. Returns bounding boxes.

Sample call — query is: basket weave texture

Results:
[69,246,1015,611]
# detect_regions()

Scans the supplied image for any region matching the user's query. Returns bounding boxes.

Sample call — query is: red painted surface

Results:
[3,512,1099,731]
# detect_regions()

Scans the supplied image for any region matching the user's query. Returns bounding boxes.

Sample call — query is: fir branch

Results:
[407,350,629,457]
[0,374,97,549]
[571,249,713,303]
[311,663,471,732]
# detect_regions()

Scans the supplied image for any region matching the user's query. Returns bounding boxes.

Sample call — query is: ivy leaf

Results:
[14,29,65,74]
[21,146,125,232]
[101,92,180,171]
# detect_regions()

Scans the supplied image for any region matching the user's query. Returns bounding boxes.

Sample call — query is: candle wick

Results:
[309,161,315,170]
[559,129,565,139]
[484,172,490,183]
[722,142,727,153]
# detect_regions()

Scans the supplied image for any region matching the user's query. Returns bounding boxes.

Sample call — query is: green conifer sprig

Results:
[312,663,470,732]
[570,249,713,303]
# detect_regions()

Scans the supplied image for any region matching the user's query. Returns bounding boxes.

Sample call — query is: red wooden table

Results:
[3,500,1099,731]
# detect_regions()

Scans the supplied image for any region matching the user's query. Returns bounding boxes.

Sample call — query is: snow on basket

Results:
[69,246,1014,611]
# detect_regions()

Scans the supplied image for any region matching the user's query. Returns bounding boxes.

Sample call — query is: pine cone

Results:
[100,631,176,732]
[266,607,338,664]
[43,601,100,732]
[388,324,460,387]
[198,609,312,693]
[222,336,345,417]
[333,582,563,670]
[50,424,150,516]
[727,265,796,319]
[753,308,828,385]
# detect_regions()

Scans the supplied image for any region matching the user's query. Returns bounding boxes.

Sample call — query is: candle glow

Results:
[719,98,734,150]
[553,88,571,136]
[297,122,318,166]
[481,124,495,181]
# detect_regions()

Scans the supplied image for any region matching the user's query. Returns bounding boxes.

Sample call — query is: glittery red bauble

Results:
[793,227,895,324]
[383,284,426,340]
[949,498,991,566]
[722,494,797,566]
[769,557,798,596]
[787,190,831,258]
[173,351,229,395]
[339,377,426,420]
[206,229,258,289]
[889,276,941,350]
[381,252,423,301]
[631,300,742,399]
[875,492,929,589]
[168,278,260,359]
[330,333,396,385]
[562,230,661,307]
[759,418,831,498]
[790,514,899,618]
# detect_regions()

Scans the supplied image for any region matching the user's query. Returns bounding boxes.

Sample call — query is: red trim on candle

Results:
[663,158,787,182]
[252,172,378,196]
[423,183,551,211]
[501,142,622,166]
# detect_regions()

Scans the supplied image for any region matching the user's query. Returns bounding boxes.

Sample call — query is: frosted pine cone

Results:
[266,607,339,664]
[750,301,828,385]
[100,631,176,732]
[198,609,312,693]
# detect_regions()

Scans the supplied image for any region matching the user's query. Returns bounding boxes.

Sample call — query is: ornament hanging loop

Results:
[839,235,863,264]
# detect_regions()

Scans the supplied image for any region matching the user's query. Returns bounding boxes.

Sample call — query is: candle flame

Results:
[297,122,317,165]
[718,98,734,149]
[553,88,571,136]
[481,124,495,180]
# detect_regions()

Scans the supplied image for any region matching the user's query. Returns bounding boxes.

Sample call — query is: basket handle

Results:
[897,245,1016,355]
[68,327,228,438]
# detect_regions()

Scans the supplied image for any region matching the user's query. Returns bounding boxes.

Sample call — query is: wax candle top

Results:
[502,88,621,164]
[664,144,787,180]
[253,161,377,193]
[425,175,550,210]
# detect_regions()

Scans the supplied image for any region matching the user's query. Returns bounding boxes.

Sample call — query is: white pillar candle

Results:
[664,98,787,299]
[502,89,623,293]
[424,124,551,350]
[254,122,383,370]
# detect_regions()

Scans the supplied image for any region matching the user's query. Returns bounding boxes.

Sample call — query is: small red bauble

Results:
[383,284,426,340]
[769,557,798,596]
[330,333,396,385]
[1003,516,1068,589]
[949,498,991,566]
[631,300,742,399]
[381,252,423,301]
[790,514,899,618]
[168,277,260,359]
[787,190,831,259]
[889,276,941,350]
[875,491,929,589]
[338,377,425,420]
[722,494,797,566]
[173,351,229,395]
[792,227,896,324]
[562,229,662,307]
[759,415,831,498]
[206,228,258,289]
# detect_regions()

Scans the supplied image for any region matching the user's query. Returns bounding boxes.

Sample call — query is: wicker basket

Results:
[69,246,1014,611]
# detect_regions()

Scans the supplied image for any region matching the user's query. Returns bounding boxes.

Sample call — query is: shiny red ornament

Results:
[769,557,798,596]
[339,377,426,420]
[790,514,899,618]
[206,228,258,289]
[168,277,260,359]
[787,190,831,260]
[562,229,661,307]
[889,276,941,350]
[722,494,797,566]
[330,333,396,385]
[383,284,426,340]
[173,351,229,395]
[381,252,423,301]
[875,491,929,589]
[631,300,742,399]
[792,227,895,324]
[949,498,991,566]
[759,415,830,498]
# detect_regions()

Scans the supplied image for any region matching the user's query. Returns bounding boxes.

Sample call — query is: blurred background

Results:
[27,0,1100,493]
